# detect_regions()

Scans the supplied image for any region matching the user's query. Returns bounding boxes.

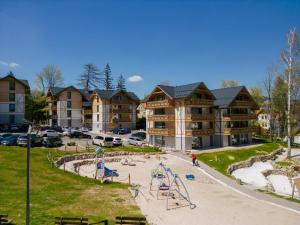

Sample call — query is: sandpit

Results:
[59,154,300,225]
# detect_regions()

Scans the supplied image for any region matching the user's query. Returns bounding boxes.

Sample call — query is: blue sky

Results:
[0,0,299,98]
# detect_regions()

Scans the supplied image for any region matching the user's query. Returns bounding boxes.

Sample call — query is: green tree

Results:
[78,64,101,90]
[102,63,114,90]
[116,74,126,91]
[26,89,48,124]
[249,86,264,108]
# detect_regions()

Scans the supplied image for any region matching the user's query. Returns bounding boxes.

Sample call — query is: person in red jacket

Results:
[191,153,196,166]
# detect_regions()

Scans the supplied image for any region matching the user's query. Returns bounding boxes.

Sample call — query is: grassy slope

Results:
[197,143,279,175]
[0,146,142,225]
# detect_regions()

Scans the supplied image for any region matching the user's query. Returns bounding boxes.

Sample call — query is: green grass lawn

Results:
[0,146,143,225]
[104,145,161,153]
[275,161,294,167]
[197,142,279,175]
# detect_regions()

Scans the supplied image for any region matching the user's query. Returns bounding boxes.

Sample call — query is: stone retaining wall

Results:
[227,147,284,174]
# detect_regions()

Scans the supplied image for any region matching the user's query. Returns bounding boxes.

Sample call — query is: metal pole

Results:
[26,125,32,225]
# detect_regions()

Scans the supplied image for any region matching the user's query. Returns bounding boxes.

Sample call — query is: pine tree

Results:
[102,63,114,90]
[78,64,101,90]
[116,74,126,91]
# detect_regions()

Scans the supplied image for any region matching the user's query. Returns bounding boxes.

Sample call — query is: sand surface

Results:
[61,154,300,225]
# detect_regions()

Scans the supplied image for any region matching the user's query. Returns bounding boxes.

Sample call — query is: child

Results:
[191,153,196,166]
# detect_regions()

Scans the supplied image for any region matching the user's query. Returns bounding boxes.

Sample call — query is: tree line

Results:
[34,63,127,93]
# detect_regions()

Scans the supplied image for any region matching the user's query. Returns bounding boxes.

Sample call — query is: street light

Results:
[26,125,32,225]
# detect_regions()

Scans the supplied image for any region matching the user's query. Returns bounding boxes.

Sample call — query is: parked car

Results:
[113,137,122,146]
[69,131,91,139]
[92,135,114,147]
[1,135,19,146]
[17,134,43,147]
[51,126,63,133]
[128,137,145,146]
[62,129,72,136]
[81,127,89,132]
[10,125,19,132]
[43,136,63,147]
[131,131,146,140]
[0,133,13,142]
[40,129,59,137]
[111,127,131,134]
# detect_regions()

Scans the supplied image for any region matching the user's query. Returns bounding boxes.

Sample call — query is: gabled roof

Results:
[146,82,215,101]
[0,74,30,89]
[48,86,92,103]
[93,89,140,102]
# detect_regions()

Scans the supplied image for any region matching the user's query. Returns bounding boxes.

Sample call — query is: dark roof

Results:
[0,74,30,89]
[94,89,140,102]
[48,87,65,96]
[49,86,92,103]
[148,82,214,100]
[211,86,244,108]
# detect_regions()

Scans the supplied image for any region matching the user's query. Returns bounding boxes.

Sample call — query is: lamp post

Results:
[26,125,32,225]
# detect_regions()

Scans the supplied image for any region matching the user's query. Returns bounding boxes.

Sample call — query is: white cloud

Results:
[128,75,143,82]
[0,60,19,68]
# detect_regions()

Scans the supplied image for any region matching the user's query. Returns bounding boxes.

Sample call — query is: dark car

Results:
[1,135,19,146]
[112,128,131,134]
[17,134,43,147]
[132,131,146,140]
[43,136,63,147]
[0,133,13,142]
[69,131,91,139]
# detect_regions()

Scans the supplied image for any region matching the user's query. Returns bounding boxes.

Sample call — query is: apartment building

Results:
[211,86,258,147]
[47,86,93,128]
[91,89,139,132]
[0,73,30,125]
[145,82,216,150]
[145,83,259,151]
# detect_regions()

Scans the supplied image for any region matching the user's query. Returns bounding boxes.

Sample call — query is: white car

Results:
[113,137,122,146]
[62,130,72,136]
[92,135,114,147]
[81,127,89,132]
[128,137,145,146]
[40,129,59,137]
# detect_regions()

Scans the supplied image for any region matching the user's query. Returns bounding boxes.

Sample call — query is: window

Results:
[209,107,213,114]
[67,101,72,108]
[210,135,214,146]
[9,93,15,101]
[97,114,99,122]
[191,107,202,114]
[9,115,15,124]
[191,122,202,130]
[155,122,165,129]
[9,104,15,112]
[9,80,15,90]
[96,96,99,103]
[67,110,72,117]
[68,119,72,128]
[210,122,214,129]
[67,91,72,99]
[192,93,202,99]
[154,108,165,115]
[154,136,165,146]
[192,136,202,149]
[155,95,165,101]
[97,105,99,112]
[113,95,122,101]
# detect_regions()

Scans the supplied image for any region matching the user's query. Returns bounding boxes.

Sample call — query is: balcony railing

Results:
[148,114,175,121]
[223,114,257,121]
[185,114,215,121]
[184,99,214,106]
[82,109,92,114]
[82,118,92,123]
[110,108,132,113]
[111,117,132,123]
[223,126,258,135]
[231,100,256,108]
[148,128,175,136]
[185,128,214,136]
[145,100,173,108]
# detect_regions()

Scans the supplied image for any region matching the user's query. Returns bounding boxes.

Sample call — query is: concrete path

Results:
[170,151,300,213]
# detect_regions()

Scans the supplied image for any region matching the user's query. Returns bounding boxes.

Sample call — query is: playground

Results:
[59,150,300,225]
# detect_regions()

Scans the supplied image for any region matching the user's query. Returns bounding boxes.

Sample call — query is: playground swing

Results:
[94,147,119,180]
[150,163,195,210]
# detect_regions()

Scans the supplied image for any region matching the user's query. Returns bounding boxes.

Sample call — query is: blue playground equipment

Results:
[150,162,195,210]
[104,167,119,177]
[185,173,195,180]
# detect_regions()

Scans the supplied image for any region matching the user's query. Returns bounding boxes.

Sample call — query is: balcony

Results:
[146,100,173,109]
[185,114,214,121]
[82,109,92,114]
[82,118,92,123]
[111,117,132,123]
[223,114,257,121]
[184,99,214,106]
[185,128,214,137]
[223,126,258,135]
[148,128,175,136]
[231,100,256,108]
[110,108,132,113]
[148,114,175,121]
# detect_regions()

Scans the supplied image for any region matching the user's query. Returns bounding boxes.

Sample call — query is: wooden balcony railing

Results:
[223,126,258,135]
[185,128,214,137]
[148,114,175,121]
[145,100,173,108]
[148,128,175,136]
[184,99,214,106]
[110,108,132,113]
[185,114,215,121]
[231,100,257,108]
[223,114,257,121]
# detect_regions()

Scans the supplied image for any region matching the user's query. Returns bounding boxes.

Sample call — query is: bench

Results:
[54,217,89,225]
[115,216,146,225]
[0,214,12,225]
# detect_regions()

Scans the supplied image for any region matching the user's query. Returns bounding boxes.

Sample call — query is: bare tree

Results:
[263,65,277,140]
[220,80,238,88]
[35,65,63,93]
[78,64,101,90]
[281,28,300,158]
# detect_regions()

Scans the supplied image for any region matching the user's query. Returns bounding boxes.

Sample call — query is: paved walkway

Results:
[170,151,300,213]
